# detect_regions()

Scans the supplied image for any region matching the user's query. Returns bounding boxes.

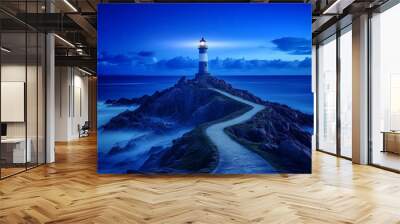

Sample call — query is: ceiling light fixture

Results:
[63,0,78,12]
[1,47,11,53]
[322,0,354,15]
[323,0,342,14]
[76,48,84,55]
[78,67,93,76]
[54,34,75,48]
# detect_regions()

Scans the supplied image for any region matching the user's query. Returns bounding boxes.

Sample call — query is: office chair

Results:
[78,121,90,138]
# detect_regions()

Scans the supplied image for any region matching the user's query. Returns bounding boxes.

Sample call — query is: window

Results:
[370,2,400,171]
[339,27,352,158]
[0,1,46,179]
[317,35,337,154]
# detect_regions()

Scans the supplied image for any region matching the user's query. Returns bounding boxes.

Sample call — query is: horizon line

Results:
[98,74,311,76]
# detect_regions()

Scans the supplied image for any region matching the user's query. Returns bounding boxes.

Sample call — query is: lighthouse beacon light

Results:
[196,37,210,79]
[200,38,206,47]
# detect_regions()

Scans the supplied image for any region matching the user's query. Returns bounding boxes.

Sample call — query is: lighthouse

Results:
[196,37,210,79]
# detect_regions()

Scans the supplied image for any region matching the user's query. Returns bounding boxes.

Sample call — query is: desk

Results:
[1,138,31,163]
[382,131,400,154]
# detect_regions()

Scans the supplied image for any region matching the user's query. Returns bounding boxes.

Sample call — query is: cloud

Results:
[158,56,197,69]
[98,51,157,66]
[155,57,311,72]
[271,37,311,55]
[98,52,132,65]
[138,51,155,57]
[167,40,265,49]
[98,51,311,76]
[298,57,311,68]
[208,57,311,71]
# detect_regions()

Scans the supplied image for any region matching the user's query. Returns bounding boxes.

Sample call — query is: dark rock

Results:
[105,95,151,106]
[103,76,249,131]
[104,75,313,173]
[138,146,166,172]
[103,112,178,133]
[175,76,187,87]
[107,145,125,156]
[260,143,279,151]
[246,128,268,143]
[225,104,313,173]
[107,139,137,156]
[140,128,218,173]
[194,75,265,104]
[115,159,134,167]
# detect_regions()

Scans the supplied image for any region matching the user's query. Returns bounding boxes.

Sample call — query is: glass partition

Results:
[317,35,337,154]
[339,26,352,158]
[27,30,38,169]
[1,30,28,177]
[0,1,46,179]
[27,0,39,170]
[370,3,400,171]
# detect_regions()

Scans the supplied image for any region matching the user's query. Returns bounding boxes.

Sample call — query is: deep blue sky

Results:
[98,3,311,76]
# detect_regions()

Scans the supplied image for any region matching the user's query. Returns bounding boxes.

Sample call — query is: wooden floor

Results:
[1,167,26,178]
[373,150,400,171]
[1,135,400,224]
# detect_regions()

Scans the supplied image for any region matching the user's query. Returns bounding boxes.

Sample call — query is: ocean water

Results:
[97,102,139,127]
[98,75,313,114]
[97,100,192,173]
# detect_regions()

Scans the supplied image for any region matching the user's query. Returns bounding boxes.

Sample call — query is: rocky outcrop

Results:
[103,113,178,133]
[105,95,150,106]
[102,76,249,132]
[103,75,313,173]
[195,75,313,172]
[225,107,312,173]
[107,139,137,156]
[195,75,265,105]
[139,127,218,173]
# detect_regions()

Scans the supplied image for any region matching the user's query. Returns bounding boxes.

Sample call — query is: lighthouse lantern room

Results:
[196,37,210,78]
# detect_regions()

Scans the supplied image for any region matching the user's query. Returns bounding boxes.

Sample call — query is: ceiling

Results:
[0,0,392,74]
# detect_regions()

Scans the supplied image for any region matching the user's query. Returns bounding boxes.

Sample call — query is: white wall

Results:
[1,65,42,137]
[1,63,46,164]
[1,65,26,139]
[1,64,26,81]
[73,73,89,138]
[55,66,70,141]
[55,67,89,141]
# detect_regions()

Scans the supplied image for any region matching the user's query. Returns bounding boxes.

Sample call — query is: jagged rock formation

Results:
[139,127,218,173]
[102,76,249,132]
[105,95,150,106]
[225,106,312,173]
[103,75,313,173]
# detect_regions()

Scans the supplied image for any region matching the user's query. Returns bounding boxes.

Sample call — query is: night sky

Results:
[98,3,311,76]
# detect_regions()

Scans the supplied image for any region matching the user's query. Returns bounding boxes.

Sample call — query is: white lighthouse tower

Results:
[196,37,210,79]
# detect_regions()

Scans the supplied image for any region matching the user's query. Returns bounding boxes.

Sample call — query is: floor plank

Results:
[1,135,400,224]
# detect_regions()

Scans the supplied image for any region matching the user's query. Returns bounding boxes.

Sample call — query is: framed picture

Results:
[98,3,313,174]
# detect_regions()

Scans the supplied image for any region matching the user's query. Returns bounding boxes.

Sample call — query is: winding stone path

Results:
[206,88,276,174]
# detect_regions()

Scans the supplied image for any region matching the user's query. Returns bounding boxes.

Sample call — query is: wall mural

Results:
[97,3,313,174]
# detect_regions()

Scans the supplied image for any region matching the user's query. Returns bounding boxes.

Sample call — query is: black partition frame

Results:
[0,1,47,180]
[315,23,353,161]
